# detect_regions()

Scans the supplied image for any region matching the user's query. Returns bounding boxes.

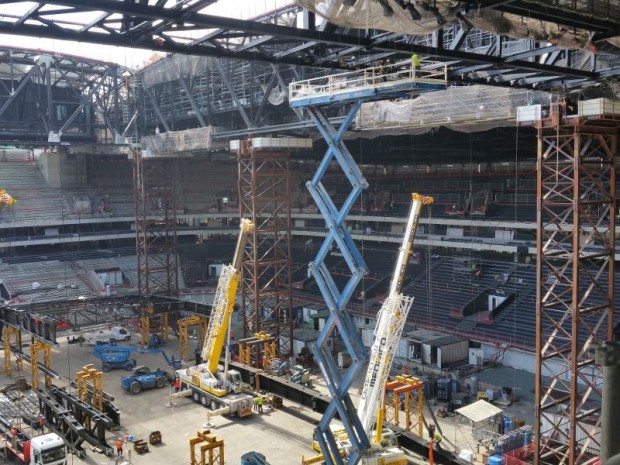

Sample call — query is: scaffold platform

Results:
[289,59,447,107]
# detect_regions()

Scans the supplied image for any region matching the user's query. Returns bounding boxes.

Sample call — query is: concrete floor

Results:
[0,330,537,465]
[1,333,322,465]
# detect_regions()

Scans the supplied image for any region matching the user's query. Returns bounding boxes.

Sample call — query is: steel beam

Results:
[0,1,605,84]
[0,64,37,118]
[142,80,171,132]
[179,76,206,127]
[213,59,252,128]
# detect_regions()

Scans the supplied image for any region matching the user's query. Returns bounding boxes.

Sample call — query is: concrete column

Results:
[591,341,620,462]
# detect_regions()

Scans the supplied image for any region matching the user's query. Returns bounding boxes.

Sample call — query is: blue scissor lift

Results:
[289,60,446,465]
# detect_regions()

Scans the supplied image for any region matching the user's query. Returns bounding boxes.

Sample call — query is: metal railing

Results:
[289,59,448,102]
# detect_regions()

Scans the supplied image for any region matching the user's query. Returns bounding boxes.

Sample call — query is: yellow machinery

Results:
[140,304,169,347]
[76,364,103,430]
[238,331,276,369]
[178,315,208,361]
[30,340,53,389]
[3,326,23,377]
[201,219,254,376]
[384,374,425,438]
[189,429,224,465]
[0,189,15,211]
[177,219,255,403]
[77,364,103,411]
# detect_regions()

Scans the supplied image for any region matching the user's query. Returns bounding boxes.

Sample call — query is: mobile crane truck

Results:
[0,419,67,465]
[175,219,255,417]
[305,193,433,465]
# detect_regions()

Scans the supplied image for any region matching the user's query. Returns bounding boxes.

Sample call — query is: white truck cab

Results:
[29,433,67,465]
[82,326,131,345]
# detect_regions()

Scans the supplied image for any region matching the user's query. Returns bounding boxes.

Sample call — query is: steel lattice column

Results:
[237,141,294,360]
[535,119,616,465]
[133,149,179,296]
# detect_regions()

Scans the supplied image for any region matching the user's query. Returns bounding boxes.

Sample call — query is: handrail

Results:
[289,59,447,102]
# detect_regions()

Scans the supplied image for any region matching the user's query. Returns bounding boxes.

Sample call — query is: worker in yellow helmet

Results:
[411,53,421,69]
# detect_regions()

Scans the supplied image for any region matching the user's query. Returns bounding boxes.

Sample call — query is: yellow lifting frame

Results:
[238,332,276,368]
[77,364,103,411]
[189,429,224,465]
[3,326,23,377]
[30,340,53,390]
[141,304,170,346]
[178,315,208,361]
[160,312,169,342]
[384,374,425,438]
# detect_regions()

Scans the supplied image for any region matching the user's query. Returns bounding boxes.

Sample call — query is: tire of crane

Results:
[102,363,111,372]
[200,395,208,407]
[210,399,218,410]
[130,382,142,395]
[155,378,166,389]
[192,391,200,403]
[125,362,135,371]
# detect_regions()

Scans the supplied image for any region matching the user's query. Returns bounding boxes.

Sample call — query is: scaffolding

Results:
[237,139,294,359]
[133,149,179,296]
[534,107,617,465]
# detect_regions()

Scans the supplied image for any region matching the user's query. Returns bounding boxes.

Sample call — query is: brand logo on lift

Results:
[361,336,387,400]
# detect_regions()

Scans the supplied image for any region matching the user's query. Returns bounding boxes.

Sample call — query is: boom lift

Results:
[176,219,255,415]
[307,193,432,465]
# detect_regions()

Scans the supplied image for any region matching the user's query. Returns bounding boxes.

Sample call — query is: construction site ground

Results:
[0,334,320,465]
[0,329,536,465]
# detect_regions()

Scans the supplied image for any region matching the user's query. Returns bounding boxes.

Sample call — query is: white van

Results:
[82,326,131,345]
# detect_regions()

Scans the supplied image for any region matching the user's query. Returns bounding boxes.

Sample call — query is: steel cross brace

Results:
[305,102,370,465]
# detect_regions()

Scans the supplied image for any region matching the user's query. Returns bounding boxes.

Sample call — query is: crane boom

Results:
[357,193,433,438]
[201,219,254,373]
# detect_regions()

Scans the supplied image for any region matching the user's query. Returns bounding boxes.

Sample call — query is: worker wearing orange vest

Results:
[116,438,124,456]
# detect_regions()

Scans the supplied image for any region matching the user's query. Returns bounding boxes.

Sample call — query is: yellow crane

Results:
[201,218,254,382]
[175,219,255,417]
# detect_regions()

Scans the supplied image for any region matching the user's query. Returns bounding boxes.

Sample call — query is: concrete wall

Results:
[37,151,87,188]
[481,343,566,378]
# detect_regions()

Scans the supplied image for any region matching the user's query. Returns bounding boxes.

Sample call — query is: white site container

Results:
[579,98,620,118]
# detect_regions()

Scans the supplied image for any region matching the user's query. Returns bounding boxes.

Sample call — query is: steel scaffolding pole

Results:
[237,140,294,361]
[535,114,616,465]
[133,149,179,296]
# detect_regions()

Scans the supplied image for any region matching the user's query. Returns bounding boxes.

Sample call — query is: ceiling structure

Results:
[0,0,618,91]
[0,0,617,163]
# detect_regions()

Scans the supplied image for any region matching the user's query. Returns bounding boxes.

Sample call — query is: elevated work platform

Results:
[289,60,447,107]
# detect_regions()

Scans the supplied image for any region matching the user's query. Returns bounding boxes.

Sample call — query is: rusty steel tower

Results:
[236,139,294,361]
[535,106,617,465]
[133,149,179,297]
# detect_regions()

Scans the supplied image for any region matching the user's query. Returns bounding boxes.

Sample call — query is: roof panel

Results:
[455,399,504,423]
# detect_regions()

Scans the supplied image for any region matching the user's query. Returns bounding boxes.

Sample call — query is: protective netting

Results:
[142,55,212,87]
[353,85,550,137]
[294,0,608,50]
[141,126,228,156]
